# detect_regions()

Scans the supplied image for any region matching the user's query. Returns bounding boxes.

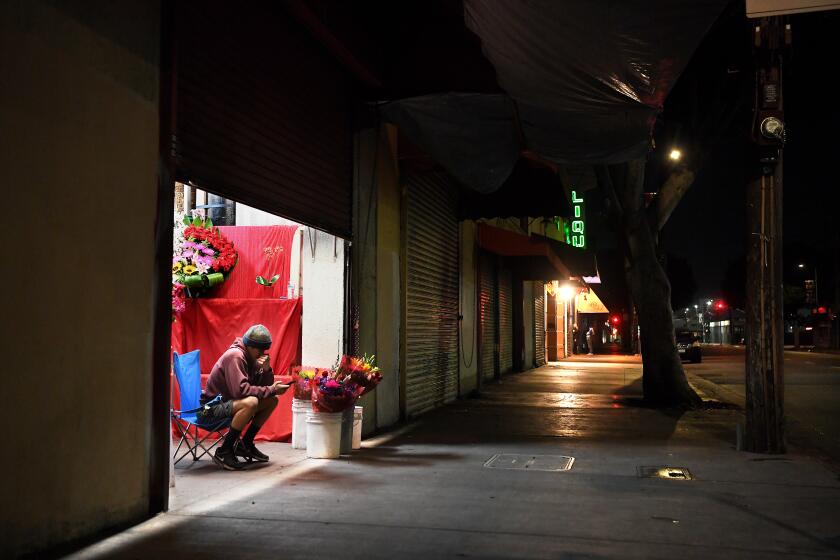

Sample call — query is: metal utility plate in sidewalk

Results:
[637,466,694,480]
[484,454,575,472]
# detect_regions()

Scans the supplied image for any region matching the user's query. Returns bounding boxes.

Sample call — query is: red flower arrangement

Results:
[172,215,238,316]
[182,224,237,272]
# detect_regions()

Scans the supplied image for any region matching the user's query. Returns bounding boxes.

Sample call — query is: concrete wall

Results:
[302,228,345,367]
[459,221,479,393]
[0,0,160,555]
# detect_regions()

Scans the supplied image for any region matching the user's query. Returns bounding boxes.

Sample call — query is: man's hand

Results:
[257,355,270,371]
[273,382,290,395]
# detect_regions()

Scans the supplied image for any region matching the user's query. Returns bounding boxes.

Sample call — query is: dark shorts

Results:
[196,399,234,423]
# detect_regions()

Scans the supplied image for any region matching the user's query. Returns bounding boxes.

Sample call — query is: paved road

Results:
[688,345,840,465]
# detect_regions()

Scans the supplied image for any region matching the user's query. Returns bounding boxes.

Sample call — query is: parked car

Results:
[676,330,702,363]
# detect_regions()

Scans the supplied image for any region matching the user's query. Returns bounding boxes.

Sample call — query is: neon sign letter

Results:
[570,190,585,248]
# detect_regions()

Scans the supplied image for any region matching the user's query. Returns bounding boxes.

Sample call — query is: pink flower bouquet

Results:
[311,370,364,413]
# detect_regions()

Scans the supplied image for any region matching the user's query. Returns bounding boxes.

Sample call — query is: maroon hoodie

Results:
[201,338,277,404]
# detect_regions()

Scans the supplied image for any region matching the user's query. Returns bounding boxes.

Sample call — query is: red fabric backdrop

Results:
[171,224,302,444]
[171,298,301,442]
[212,225,298,299]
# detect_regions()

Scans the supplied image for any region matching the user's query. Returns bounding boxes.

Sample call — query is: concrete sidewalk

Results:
[67,364,840,559]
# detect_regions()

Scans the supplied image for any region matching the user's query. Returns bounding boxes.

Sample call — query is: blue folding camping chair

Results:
[171,350,231,467]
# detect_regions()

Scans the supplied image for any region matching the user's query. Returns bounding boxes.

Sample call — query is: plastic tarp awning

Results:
[458,160,571,219]
[382,0,727,194]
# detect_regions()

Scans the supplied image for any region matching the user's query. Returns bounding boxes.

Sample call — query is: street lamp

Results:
[669,148,682,162]
[559,284,575,301]
[797,263,819,304]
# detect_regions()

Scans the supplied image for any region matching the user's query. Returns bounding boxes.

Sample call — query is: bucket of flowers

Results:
[172,214,238,317]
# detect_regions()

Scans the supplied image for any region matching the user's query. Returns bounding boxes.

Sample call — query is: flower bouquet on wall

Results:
[172,213,238,318]
[290,365,323,400]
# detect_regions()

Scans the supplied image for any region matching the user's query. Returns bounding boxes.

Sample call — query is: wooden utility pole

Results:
[744,17,789,453]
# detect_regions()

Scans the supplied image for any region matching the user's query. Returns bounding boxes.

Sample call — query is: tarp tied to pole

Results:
[383,0,727,193]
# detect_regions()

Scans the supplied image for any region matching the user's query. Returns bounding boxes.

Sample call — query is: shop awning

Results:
[576,287,610,314]
[476,223,593,281]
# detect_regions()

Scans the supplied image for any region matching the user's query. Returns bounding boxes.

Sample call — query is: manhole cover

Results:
[484,454,574,472]
[637,466,694,480]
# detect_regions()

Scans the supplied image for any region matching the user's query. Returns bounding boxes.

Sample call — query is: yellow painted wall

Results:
[0,0,160,555]
[375,125,402,428]
[354,123,401,433]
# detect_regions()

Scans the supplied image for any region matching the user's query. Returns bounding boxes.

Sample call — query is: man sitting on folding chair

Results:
[199,324,290,470]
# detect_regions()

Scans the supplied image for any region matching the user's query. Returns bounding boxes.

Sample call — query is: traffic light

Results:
[611,315,620,325]
[715,300,726,311]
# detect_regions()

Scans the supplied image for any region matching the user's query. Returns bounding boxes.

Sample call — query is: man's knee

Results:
[235,396,259,413]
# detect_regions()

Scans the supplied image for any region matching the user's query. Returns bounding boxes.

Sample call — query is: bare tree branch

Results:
[651,165,697,231]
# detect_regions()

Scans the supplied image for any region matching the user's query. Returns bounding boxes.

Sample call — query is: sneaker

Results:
[234,439,269,462]
[214,446,244,470]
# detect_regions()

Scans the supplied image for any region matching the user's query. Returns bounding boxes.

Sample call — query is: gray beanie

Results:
[243,324,272,349]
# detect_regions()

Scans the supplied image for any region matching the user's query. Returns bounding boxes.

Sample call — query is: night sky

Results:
[650,8,840,302]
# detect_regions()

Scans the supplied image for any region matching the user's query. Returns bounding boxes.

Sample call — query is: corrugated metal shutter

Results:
[498,268,513,374]
[535,284,546,366]
[405,173,459,417]
[479,253,497,380]
[173,2,353,238]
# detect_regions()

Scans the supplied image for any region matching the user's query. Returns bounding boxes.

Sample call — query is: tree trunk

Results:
[600,160,701,407]
[626,231,700,406]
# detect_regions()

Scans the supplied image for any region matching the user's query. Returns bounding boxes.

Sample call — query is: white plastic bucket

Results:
[352,406,363,450]
[291,398,310,449]
[340,407,354,454]
[305,411,343,459]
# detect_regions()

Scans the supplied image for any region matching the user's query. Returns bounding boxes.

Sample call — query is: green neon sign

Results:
[565,190,585,248]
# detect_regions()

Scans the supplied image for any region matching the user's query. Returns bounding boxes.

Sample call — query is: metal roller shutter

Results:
[173,2,353,238]
[535,284,546,367]
[479,253,497,381]
[498,268,513,374]
[405,173,459,417]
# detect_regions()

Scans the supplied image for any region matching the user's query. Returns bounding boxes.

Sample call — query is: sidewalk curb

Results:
[685,372,743,408]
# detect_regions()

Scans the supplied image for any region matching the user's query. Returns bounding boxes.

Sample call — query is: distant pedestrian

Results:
[586,326,595,355]
[572,325,580,354]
